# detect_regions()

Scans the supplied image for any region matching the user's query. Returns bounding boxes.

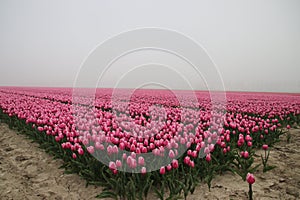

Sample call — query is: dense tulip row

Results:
[0,87,299,199]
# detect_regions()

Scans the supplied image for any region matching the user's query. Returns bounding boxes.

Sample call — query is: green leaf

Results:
[96,191,118,199]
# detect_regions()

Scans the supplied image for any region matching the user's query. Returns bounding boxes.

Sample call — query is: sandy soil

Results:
[0,123,299,200]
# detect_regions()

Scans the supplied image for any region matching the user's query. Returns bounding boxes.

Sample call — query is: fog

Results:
[0,0,299,93]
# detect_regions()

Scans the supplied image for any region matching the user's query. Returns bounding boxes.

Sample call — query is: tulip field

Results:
[0,87,299,200]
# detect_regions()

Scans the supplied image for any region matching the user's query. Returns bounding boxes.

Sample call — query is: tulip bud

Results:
[138,156,145,166]
[72,153,77,159]
[172,159,179,169]
[205,153,211,162]
[246,173,255,184]
[141,167,147,175]
[160,166,166,175]
[116,160,122,168]
[169,150,175,159]
[166,164,172,171]
[243,151,249,159]
[262,144,268,150]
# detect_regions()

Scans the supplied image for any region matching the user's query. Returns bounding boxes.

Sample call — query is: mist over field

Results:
[0,1,299,93]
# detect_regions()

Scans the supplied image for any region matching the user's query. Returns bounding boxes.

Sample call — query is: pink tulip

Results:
[172,159,179,169]
[87,146,94,154]
[206,153,211,162]
[240,151,245,157]
[116,160,122,168]
[191,150,197,158]
[109,161,117,170]
[247,141,252,147]
[166,164,172,171]
[189,160,195,168]
[95,142,104,150]
[160,166,166,175]
[245,135,252,141]
[78,148,84,155]
[262,144,268,150]
[243,151,249,159]
[169,150,175,159]
[138,156,145,166]
[72,153,77,159]
[246,173,255,184]
[141,167,147,175]
[184,156,191,165]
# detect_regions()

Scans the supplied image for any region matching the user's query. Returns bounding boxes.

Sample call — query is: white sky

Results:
[0,0,299,93]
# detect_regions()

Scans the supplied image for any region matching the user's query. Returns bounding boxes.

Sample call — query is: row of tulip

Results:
[0,87,299,199]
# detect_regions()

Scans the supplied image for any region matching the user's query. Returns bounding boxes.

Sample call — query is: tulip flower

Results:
[141,167,147,175]
[166,164,172,171]
[246,172,255,184]
[116,160,122,168]
[246,173,255,200]
[138,156,145,166]
[243,151,249,159]
[262,144,268,150]
[206,153,211,162]
[72,153,77,159]
[78,148,84,155]
[159,166,166,175]
[172,159,179,169]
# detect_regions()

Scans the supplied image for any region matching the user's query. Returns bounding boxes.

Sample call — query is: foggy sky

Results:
[0,0,299,93]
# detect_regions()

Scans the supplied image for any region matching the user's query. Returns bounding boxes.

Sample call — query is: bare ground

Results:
[0,123,299,200]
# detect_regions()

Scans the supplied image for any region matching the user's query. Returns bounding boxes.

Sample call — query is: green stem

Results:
[248,183,253,200]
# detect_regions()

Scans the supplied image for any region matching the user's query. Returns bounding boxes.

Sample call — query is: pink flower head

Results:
[247,141,252,147]
[116,160,122,168]
[141,167,147,175]
[237,140,244,147]
[127,156,137,169]
[243,151,249,159]
[191,150,198,158]
[95,142,104,150]
[160,166,166,175]
[286,125,291,129]
[72,153,77,159]
[109,161,117,171]
[262,144,268,150]
[87,146,94,154]
[189,160,195,168]
[184,156,191,165]
[169,150,175,159]
[112,169,118,175]
[138,156,145,166]
[166,164,172,171]
[245,135,252,141]
[205,153,211,162]
[246,173,255,184]
[240,151,245,157]
[78,148,84,155]
[172,159,179,169]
